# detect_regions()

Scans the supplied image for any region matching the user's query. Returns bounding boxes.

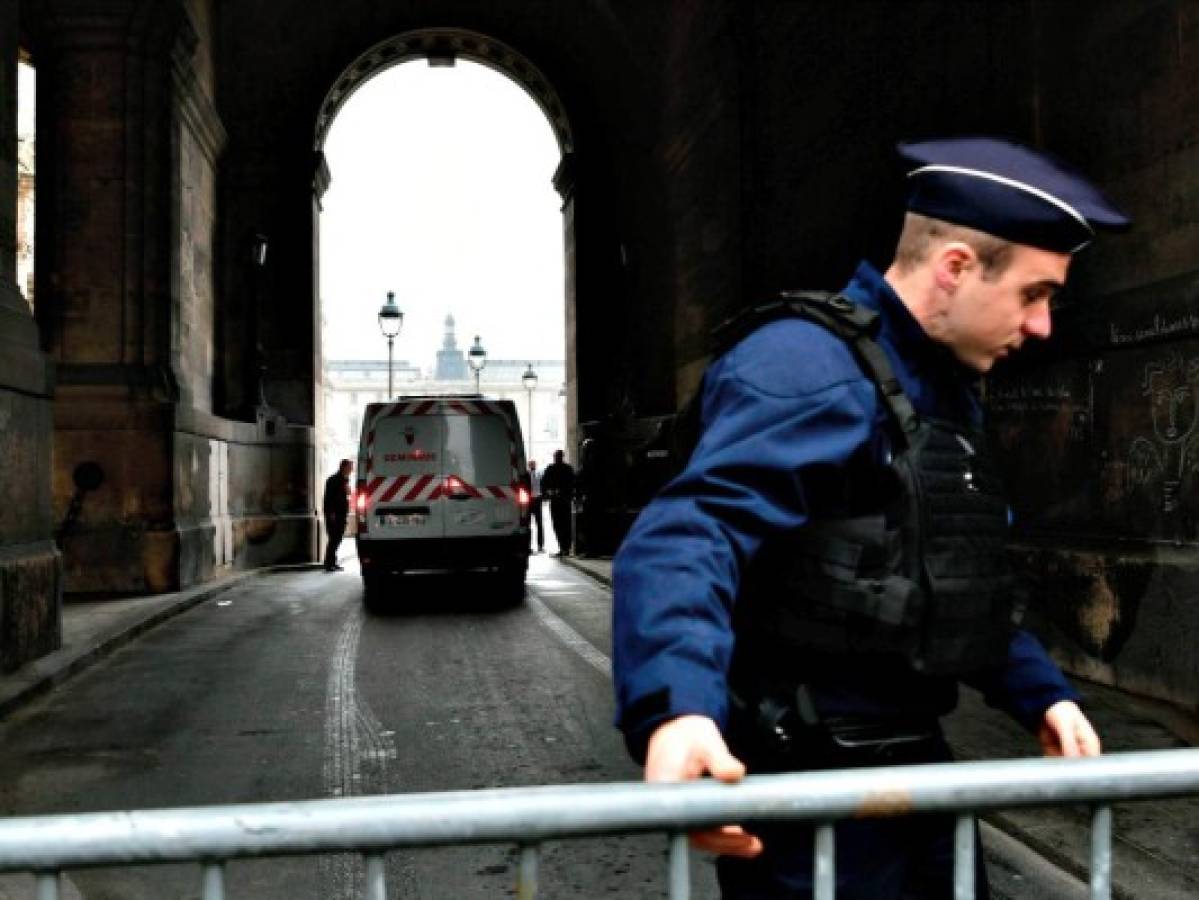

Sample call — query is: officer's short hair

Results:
[893,212,1016,281]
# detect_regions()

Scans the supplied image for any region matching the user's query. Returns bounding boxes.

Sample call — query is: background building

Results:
[321,313,565,479]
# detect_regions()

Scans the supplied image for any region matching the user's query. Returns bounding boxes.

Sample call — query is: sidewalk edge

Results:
[561,556,613,587]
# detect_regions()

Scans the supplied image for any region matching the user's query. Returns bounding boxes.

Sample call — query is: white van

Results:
[353,395,532,609]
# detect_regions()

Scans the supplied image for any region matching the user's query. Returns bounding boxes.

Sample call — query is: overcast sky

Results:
[320,60,566,370]
[18,63,34,133]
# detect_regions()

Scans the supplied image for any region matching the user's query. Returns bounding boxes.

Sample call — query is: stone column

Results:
[31,4,177,593]
[553,152,578,465]
[32,0,316,594]
[0,1,62,670]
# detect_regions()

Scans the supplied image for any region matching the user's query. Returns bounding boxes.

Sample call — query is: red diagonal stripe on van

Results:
[415,400,437,416]
[369,403,397,429]
[365,477,386,499]
[487,485,507,498]
[379,476,409,503]
[449,401,473,415]
[404,474,434,502]
[447,476,484,498]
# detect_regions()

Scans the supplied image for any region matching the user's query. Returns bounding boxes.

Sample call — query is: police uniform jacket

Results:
[612,261,1080,762]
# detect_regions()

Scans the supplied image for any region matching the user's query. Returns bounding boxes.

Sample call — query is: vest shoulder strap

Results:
[711,291,919,442]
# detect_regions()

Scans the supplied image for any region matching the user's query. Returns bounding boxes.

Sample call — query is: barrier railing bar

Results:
[35,871,59,900]
[954,814,975,900]
[668,832,689,900]
[517,843,539,900]
[1090,804,1113,900]
[363,852,385,900]
[202,861,224,900]
[813,823,835,900]
[0,750,1196,874]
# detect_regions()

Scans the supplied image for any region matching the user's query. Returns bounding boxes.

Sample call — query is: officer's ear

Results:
[932,241,977,295]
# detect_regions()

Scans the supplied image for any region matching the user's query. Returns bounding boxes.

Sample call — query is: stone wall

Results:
[987,0,1199,711]
[12,0,1199,707]
[1,0,60,670]
[214,1,668,429]
[53,396,315,594]
[27,0,317,598]
[651,1,743,406]
[0,388,60,671]
[171,10,224,416]
[175,409,317,586]
[648,1,1199,710]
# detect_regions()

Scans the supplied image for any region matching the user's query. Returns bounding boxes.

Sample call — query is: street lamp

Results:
[377,291,403,399]
[467,335,487,393]
[522,363,538,450]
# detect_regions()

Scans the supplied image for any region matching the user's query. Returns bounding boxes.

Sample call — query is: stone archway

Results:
[314,28,574,156]
[310,27,579,462]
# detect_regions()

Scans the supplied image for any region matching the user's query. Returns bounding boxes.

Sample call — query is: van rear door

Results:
[362,406,446,541]
[442,402,521,541]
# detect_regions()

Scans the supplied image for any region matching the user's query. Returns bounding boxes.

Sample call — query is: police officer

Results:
[612,137,1129,898]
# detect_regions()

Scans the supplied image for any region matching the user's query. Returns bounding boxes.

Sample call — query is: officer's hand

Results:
[645,715,763,858]
[1038,700,1101,757]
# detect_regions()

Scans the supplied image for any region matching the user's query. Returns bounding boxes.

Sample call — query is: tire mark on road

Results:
[320,604,407,898]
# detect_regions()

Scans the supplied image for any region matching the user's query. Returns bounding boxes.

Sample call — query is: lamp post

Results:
[467,335,487,393]
[522,363,538,452]
[377,291,403,399]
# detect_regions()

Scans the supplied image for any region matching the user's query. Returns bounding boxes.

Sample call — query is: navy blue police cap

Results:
[898,137,1130,253]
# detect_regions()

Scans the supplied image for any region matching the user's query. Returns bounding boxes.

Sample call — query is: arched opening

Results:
[314,31,573,486]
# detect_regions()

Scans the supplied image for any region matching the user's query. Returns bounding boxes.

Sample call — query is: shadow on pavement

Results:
[359,571,524,616]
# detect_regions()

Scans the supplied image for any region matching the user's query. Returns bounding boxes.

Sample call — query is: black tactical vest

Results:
[720,293,1024,677]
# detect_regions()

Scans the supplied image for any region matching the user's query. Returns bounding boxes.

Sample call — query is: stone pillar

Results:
[0,1,62,670]
[32,3,181,594]
[31,0,316,595]
[553,152,578,464]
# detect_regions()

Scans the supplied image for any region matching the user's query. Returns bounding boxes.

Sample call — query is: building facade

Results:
[321,315,566,479]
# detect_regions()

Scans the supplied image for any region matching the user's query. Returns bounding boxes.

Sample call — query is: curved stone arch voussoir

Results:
[313,27,574,156]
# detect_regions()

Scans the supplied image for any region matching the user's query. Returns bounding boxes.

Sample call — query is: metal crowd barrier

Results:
[1,749,1197,900]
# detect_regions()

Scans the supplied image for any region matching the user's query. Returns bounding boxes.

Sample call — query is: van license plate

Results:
[382,513,426,526]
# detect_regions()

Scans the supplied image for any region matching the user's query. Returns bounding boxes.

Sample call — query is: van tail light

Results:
[355,482,368,529]
[516,485,531,525]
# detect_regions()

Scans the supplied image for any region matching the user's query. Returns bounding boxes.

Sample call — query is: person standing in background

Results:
[541,449,576,557]
[322,459,352,572]
[527,459,545,553]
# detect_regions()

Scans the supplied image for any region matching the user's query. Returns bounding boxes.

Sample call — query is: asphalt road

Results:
[0,557,720,899]
[0,556,1086,899]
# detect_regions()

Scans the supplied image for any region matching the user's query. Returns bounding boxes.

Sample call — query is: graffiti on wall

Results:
[1127,353,1199,514]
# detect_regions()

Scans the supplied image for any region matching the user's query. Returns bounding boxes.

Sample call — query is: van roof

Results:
[365,394,512,405]
[362,397,517,416]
